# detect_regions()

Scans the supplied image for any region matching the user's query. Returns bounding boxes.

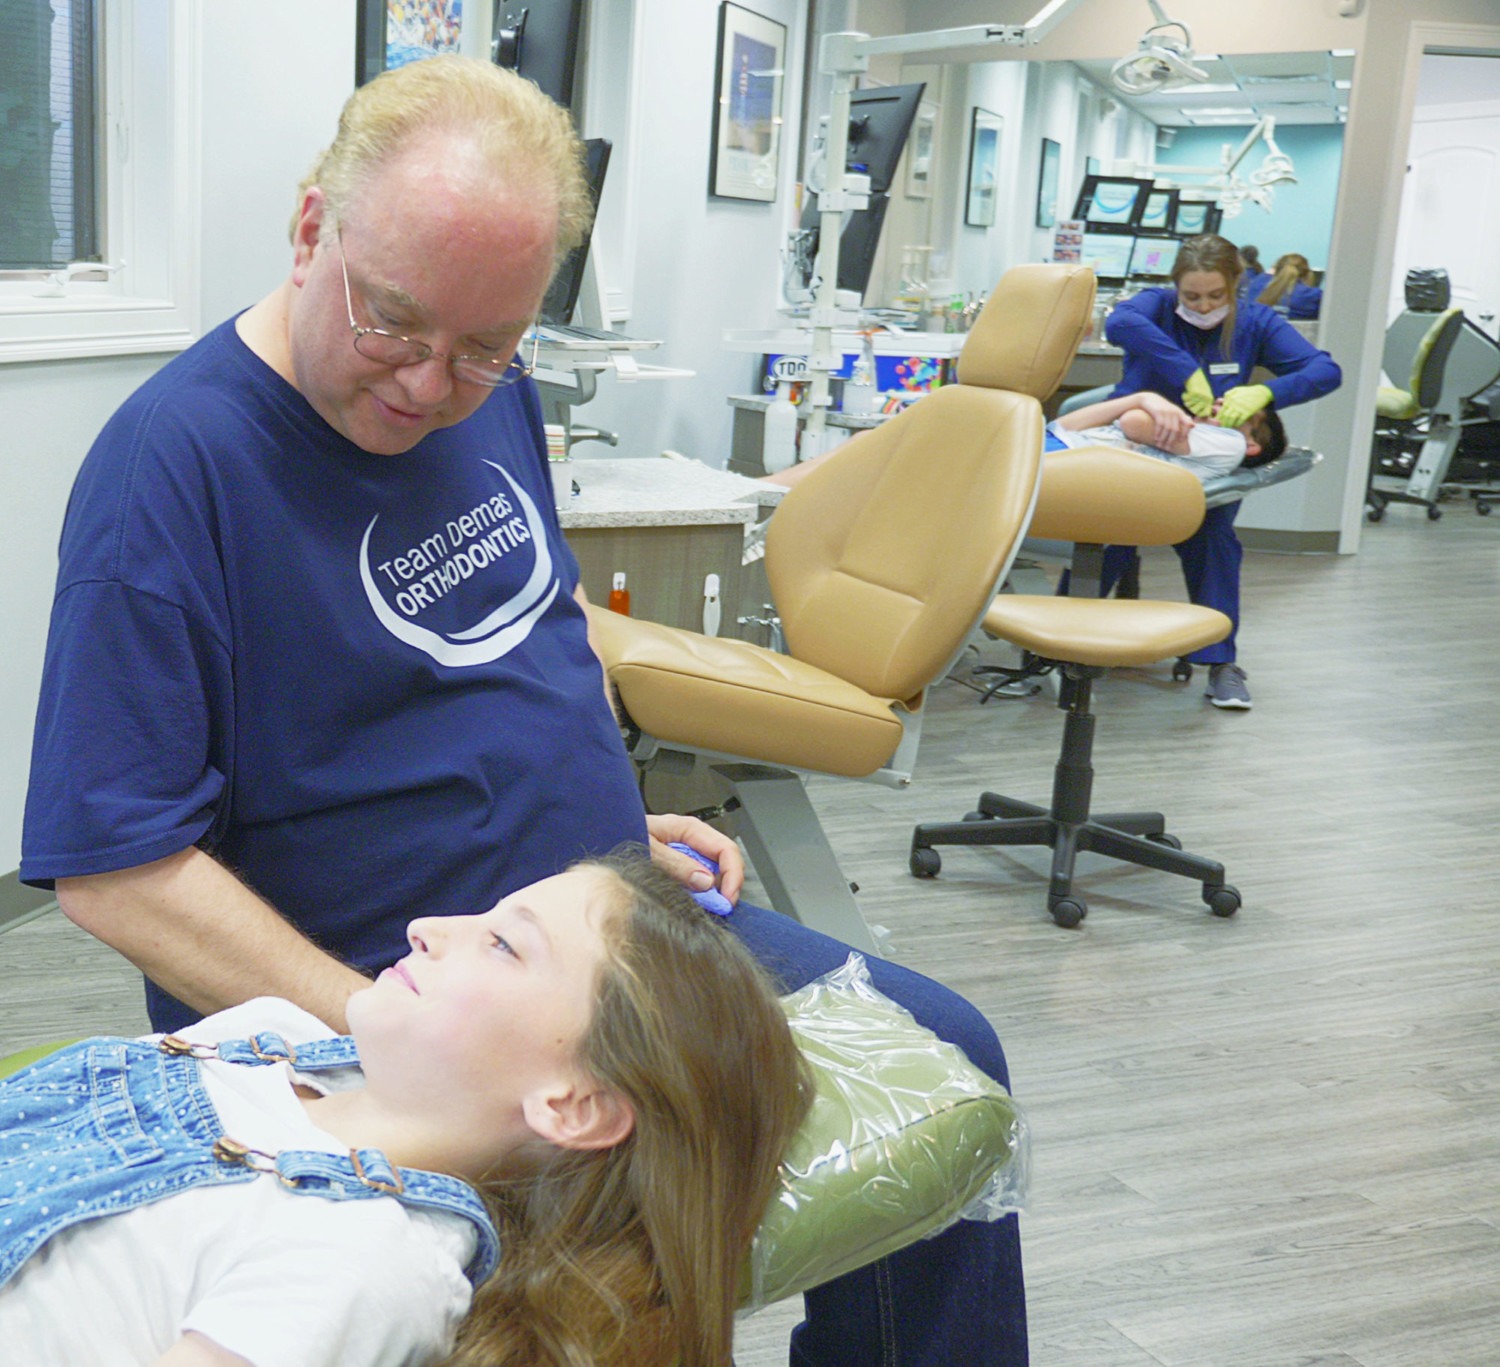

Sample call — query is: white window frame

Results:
[0,0,200,364]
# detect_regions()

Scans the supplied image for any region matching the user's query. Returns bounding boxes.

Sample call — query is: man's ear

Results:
[1244,435,1262,457]
[522,1080,636,1152]
[291,187,328,286]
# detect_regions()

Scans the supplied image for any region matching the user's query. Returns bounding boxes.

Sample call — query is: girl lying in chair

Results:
[0,852,812,1367]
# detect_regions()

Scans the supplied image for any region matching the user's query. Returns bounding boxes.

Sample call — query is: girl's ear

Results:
[522,1081,636,1151]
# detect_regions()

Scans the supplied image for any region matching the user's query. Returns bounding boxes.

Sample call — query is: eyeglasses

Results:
[337,233,538,389]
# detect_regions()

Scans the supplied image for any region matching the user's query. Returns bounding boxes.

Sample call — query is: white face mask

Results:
[1176,302,1230,330]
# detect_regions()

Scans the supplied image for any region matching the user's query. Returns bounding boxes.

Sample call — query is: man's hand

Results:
[1136,392,1193,448]
[645,813,745,904]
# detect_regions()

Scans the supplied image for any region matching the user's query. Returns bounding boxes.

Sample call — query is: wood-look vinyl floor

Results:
[4,508,1498,1365]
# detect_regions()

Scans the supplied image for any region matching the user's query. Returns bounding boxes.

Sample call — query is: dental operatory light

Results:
[1110,1,1209,96]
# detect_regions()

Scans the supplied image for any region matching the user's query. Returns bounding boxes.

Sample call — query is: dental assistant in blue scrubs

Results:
[1103,234,1341,710]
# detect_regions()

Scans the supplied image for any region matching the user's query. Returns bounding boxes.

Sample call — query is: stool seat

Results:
[984,595,1231,668]
[589,607,904,778]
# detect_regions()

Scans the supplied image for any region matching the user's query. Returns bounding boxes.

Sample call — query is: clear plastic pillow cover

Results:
[742,954,1031,1310]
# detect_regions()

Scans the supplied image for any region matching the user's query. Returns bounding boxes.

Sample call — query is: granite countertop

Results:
[557,456,784,529]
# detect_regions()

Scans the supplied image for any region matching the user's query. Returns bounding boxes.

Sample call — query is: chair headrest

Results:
[957,264,1097,400]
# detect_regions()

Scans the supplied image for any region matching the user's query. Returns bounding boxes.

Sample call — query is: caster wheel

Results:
[1147,832,1183,850]
[1204,884,1241,917]
[1366,506,1384,523]
[1171,660,1193,684]
[1049,897,1087,928]
[1427,506,1442,521]
[1478,503,1493,516]
[910,847,942,879]
[963,810,990,823]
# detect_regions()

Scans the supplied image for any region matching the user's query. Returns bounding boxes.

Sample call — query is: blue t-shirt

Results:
[23,319,646,1028]
[1104,286,1341,410]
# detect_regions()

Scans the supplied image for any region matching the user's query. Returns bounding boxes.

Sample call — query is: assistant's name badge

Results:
[1209,362,1240,376]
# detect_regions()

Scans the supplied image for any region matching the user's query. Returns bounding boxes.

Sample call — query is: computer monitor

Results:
[492,0,584,110]
[1137,188,1179,234]
[1072,175,1154,232]
[1130,236,1177,279]
[797,191,892,301]
[539,138,611,325]
[1080,232,1135,283]
[845,84,925,195]
[1171,200,1222,237]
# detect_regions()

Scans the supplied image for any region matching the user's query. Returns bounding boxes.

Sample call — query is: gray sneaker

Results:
[1206,663,1252,710]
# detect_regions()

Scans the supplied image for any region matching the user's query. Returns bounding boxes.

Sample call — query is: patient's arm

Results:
[1057,391,1192,449]
[1116,408,1193,455]
[152,1331,253,1366]
[58,848,372,1034]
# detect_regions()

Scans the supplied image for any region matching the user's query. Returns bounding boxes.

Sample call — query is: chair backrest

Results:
[1027,445,1205,547]
[763,265,1095,704]
[1411,308,1465,410]
[766,384,1042,704]
[957,263,1098,398]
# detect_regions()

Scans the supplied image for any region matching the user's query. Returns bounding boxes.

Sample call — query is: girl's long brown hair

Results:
[1257,252,1313,308]
[1172,233,1244,360]
[441,852,813,1367]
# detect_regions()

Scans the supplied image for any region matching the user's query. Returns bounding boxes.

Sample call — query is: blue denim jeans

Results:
[0,1031,498,1290]
[727,901,1028,1366]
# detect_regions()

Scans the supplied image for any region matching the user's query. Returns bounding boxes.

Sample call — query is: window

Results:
[0,0,99,270]
[0,0,200,364]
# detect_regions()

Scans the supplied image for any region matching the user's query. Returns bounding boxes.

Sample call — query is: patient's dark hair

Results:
[1242,406,1286,468]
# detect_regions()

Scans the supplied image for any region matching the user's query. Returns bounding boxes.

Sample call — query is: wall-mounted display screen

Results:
[1072,175,1155,231]
[1138,189,1179,233]
[1130,236,1176,277]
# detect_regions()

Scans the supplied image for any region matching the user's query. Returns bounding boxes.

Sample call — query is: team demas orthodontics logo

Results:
[359,461,560,666]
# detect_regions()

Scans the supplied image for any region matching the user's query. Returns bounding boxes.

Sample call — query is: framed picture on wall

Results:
[709,3,787,202]
[355,0,464,87]
[906,101,939,199]
[1036,137,1061,229]
[965,107,1003,227]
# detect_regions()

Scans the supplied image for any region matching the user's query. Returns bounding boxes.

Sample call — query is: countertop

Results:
[556,456,784,529]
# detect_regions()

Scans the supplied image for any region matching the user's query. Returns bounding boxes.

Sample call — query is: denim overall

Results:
[0,1031,499,1292]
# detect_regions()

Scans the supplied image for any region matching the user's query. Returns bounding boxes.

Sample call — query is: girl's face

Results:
[349,869,615,1122]
[1176,270,1232,314]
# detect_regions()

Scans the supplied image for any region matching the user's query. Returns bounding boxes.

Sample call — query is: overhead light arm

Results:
[801,1,1088,445]
[1110,0,1209,97]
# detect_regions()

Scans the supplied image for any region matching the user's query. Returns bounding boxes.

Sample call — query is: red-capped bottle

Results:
[607,571,631,615]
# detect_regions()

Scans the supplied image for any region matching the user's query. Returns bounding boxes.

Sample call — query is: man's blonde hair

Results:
[293,56,593,266]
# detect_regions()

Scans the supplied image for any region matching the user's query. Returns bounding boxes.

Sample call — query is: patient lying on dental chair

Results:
[1047,389,1287,482]
[0,854,810,1367]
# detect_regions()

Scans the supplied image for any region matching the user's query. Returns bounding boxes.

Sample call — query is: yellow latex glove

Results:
[1216,384,1273,429]
[1182,369,1215,417]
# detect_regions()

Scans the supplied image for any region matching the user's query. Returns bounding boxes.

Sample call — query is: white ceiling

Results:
[1070,49,1355,129]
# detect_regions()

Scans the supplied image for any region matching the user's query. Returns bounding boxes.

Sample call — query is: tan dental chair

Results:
[909,444,1242,928]
[588,263,1097,950]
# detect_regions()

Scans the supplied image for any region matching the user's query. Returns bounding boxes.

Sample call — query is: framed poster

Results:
[356,0,464,87]
[709,3,787,202]
[1036,137,1061,229]
[965,108,1002,227]
[905,101,938,199]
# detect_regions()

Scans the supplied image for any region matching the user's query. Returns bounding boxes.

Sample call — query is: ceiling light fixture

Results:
[1111,1,1210,96]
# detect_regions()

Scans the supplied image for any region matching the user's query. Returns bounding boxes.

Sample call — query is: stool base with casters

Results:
[911,664,1241,927]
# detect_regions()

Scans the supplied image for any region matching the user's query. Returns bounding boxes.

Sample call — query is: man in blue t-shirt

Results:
[21,58,1027,1366]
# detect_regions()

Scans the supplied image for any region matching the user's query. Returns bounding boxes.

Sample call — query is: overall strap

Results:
[211,1138,500,1286]
[161,1032,362,1071]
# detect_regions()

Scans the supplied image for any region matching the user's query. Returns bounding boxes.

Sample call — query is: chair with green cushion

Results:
[0,974,1027,1315]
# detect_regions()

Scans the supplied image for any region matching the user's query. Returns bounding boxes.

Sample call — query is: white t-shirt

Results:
[1049,419,1247,483]
[0,998,476,1367]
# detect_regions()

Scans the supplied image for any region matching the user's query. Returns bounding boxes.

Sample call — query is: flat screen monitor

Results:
[493,0,584,110]
[845,83,925,195]
[798,192,892,300]
[1080,232,1135,282]
[1137,188,1179,234]
[1171,200,1222,237]
[539,138,611,325]
[1130,236,1177,279]
[1072,175,1154,231]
